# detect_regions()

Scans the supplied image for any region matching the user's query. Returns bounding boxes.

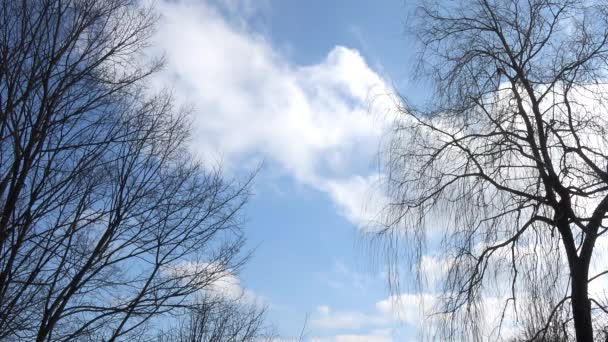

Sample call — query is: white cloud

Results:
[309,288,522,341]
[310,333,393,342]
[311,305,388,330]
[308,292,436,340]
[151,1,408,339]
[375,293,437,327]
[322,174,389,228]
[166,261,263,305]
[153,0,395,228]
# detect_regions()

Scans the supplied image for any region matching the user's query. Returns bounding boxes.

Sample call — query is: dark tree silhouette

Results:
[379,0,608,341]
[157,294,274,342]
[0,0,251,340]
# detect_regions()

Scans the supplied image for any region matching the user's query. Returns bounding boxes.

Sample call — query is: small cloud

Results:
[165,261,263,305]
[310,333,393,342]
[311,305,388,330]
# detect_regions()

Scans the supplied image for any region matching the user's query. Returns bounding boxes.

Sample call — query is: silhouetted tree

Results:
[379,0,608,341]
[511,297,571,341]
[157,294,274,342]
[0,0,251,340]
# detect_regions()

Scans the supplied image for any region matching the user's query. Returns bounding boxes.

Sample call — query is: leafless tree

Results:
[156,294,274,342]
[379,0,608,341]
[0,0,252,341]
[509,297,571,341]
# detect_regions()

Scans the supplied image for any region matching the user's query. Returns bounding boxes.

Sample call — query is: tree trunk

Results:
[571,262,593,342]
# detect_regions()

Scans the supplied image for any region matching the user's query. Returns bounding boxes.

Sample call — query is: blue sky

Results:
[151,1,428,341]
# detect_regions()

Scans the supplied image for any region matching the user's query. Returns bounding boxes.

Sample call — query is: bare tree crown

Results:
[0,1,252,341]
[381,0,608,341]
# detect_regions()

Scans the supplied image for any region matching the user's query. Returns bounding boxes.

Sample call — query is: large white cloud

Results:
[153,0,394,228]
[151,1,403,340]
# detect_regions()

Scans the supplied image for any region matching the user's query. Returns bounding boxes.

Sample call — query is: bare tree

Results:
[510,297,571,341]
[156,294,274,342]
[379,0,608,341]
[0,0,252,341]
